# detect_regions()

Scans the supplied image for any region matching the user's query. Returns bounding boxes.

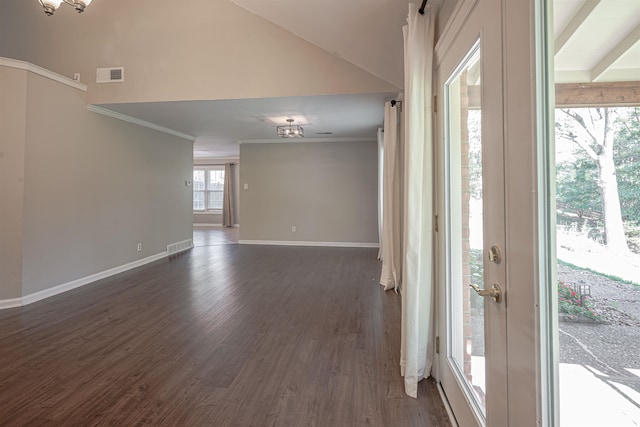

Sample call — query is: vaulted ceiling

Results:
[93,0,640,157]
[103,0,413,158]
[228,0,640,85]
[228,0,410,89]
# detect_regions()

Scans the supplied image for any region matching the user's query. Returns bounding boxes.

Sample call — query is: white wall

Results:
[239,141,379,245]
[0,64,193,300]
[0,67,27,300]
[0,0,397,105]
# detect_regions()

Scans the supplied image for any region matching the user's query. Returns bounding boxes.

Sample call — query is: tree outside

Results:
[556,107,640,256]
[556,107,640,273]
[555,106,640,426]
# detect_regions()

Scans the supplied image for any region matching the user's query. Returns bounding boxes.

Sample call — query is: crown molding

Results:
[237,136,377,144]
[0,57,88,91]
[87,105,196,142]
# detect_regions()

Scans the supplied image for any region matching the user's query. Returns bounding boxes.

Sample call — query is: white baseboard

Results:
[0,297,24,310]
[194,223,223,227]
[0,252,167,310]
[239,240,379,248]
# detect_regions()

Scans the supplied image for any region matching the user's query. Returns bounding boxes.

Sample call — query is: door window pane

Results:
[445,44,486,415]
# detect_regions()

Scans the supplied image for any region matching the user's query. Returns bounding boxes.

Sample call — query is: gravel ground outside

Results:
[558,263,640,422]
[466,260,640,424]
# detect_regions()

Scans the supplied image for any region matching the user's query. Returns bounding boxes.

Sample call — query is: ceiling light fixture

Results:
[277,119,304,139]
[39,0,92,16]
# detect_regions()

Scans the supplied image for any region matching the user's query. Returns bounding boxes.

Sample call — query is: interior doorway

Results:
[193,226,239,247]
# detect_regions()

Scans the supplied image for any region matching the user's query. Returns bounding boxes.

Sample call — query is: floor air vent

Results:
[167,239,193,255]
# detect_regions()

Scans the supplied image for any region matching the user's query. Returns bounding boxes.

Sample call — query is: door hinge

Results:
[435,336,440,354]
[433,95,437,113]
[435,214,439,232]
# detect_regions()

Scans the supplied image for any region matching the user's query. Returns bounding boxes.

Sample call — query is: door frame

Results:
[434,0,507,425]
[432,0,548,425]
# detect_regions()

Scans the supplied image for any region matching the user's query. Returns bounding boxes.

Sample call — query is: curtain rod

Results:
[390,100,402,107]
[419,0,428,15]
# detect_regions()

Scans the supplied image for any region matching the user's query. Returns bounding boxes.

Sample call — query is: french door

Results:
[435,0,508,425]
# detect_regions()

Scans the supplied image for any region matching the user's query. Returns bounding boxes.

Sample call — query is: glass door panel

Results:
[436,1,507,425]
[445,44,486,415]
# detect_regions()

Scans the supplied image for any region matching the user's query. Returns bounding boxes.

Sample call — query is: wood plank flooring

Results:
[0,232,450,426]
[193,226,239,247]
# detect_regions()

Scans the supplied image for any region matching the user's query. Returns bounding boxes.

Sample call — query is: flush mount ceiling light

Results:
[277,119,304,139]
[39,0,92,16]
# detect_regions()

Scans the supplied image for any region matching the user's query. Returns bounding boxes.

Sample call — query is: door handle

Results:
[469,283,502,303]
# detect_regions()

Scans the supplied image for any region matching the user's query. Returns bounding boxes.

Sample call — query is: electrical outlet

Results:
[291,226,296,233]
[137,243,142,251]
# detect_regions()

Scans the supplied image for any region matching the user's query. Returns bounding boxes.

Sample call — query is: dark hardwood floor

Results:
[0,229,450,426]
[193,226,239,247]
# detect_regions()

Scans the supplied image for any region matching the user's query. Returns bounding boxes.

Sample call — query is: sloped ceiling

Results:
[10,0,635,159]
[229,0,412,89]
[554,0,640,83]
[228,0,640,86]
[102,0,640,158]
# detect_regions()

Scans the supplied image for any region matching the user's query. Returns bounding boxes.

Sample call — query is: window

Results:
[193,167,225,211]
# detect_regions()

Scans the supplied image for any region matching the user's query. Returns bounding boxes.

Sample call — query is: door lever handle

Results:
[469,283,502,303]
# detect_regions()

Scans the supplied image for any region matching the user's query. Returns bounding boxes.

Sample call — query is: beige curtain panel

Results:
[223,163,236,227]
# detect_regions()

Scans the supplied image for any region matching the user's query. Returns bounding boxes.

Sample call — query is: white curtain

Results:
[377,128,384,261]
[222,162,236,227]
[379,103,403,291]
[400,2,436,398]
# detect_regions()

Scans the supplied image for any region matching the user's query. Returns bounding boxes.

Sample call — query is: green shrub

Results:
[558,281,602,321]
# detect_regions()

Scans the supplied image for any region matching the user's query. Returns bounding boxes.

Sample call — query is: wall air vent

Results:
[96,67,125,83]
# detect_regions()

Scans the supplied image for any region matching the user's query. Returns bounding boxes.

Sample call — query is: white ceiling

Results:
[94,0,639,159]
[96,0,412,159]
[100,92,396,158]
[554,0,640,83]
[229,0,411,89]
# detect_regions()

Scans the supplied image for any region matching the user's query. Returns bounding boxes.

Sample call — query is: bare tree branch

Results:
[558,109,599,160]
[561,109,599,147]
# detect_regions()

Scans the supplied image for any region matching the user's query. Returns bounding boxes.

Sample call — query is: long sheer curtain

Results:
[377,128,384,261]
[222,162,237,227]
[379,102,403,291]
[400,1,436,398]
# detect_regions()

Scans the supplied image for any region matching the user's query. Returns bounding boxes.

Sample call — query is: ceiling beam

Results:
[467,82,640,109]
[555,0,601,55]
[591,23,640,81]
[556,82,640,107]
